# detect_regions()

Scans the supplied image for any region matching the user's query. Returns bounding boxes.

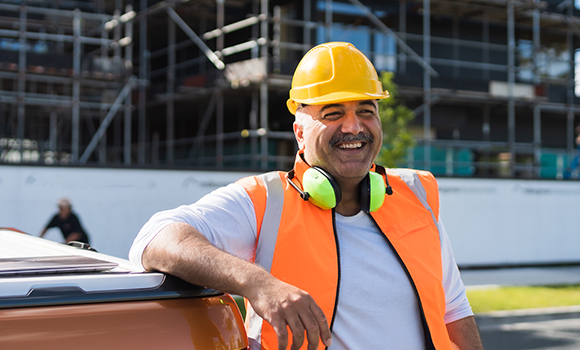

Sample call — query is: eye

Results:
[358,109,376,118]
[322,111,343,121]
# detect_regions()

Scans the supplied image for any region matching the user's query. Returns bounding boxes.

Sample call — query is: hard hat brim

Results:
[287,90,390,115]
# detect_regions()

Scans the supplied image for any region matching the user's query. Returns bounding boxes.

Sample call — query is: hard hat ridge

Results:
[287,42,390,115]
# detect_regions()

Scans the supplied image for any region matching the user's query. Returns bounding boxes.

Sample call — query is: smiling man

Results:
[294,99,383,216]
[130,42,483,350]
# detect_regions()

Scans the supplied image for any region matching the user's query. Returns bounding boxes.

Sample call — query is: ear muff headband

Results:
[302,167,341,210]
[359,173,371,213]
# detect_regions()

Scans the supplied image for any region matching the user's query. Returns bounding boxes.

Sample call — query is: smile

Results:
[329,133,374,149]
[339,142,363,149]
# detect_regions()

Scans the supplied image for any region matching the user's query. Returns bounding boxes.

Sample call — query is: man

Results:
[130,42,483,350]
[40,198,90,244]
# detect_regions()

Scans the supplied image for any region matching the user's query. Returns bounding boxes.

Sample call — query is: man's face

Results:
[294,100,383,183]
[59,205,71,219]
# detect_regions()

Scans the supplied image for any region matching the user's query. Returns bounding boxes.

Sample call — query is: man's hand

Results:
[245,276,332,350]
[143,222,332,350]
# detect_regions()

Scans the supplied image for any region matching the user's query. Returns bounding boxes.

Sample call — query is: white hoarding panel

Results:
[1,165,579,267]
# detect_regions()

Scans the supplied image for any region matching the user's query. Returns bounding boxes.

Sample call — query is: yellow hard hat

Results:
[287,42,389,115]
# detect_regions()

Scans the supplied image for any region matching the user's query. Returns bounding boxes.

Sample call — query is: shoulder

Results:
[171,182,256,231]
[384,167,440,215]
[386,168,438,190]
[236,171,284,189]
[235,171,286,234]
[235,171,285,204]
[47,214,60,225]
[414,170,439,191]
[196,181,253,208]
[67,213,82,223]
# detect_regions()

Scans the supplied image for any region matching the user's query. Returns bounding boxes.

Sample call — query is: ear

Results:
[293,121,306,150]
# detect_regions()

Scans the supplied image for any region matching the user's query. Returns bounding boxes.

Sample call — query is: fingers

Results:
[290,321,305,350]
[286,295,331,350]
[271,321,289,350]
[277,313,318,350]
[309,303,332,348]
[275,299,308,350]
[300,311,319,350]
[247,278,332,350]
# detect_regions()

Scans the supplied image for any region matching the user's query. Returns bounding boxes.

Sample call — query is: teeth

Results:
[339,142,362,149]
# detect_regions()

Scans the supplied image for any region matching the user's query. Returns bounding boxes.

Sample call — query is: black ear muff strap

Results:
[375,165,394,195]
[286,170,310,201]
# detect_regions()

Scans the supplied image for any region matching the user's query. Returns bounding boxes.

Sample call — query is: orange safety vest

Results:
[237,153,452,350]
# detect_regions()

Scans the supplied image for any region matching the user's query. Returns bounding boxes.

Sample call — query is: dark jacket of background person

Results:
[40,198,90,244]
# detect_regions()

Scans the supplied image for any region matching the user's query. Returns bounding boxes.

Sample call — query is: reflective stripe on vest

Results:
[255,172,285,273]
[242,172,284,350]
[240,167,451,350]
[390,168,439,227]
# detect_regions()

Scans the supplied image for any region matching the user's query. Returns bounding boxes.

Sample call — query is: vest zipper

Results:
[368,214,436,350]
[326,208,341,350]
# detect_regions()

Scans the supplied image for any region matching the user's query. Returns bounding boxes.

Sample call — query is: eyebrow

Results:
[358,100,377,109]
[320,104,343,113]
[319,100,377,113]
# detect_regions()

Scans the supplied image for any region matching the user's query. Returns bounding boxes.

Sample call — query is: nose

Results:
[340,109,364,134]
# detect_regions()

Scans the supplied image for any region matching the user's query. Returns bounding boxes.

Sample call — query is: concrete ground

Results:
[460,266,580,350]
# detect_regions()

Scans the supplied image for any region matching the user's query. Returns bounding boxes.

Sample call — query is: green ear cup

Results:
[302,167,340,209]
[368,171,386,212]
[300,167,384,211]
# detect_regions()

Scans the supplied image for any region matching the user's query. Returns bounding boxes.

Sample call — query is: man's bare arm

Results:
[142,222,332,350]
[446,315,484,350]
[65,232,82,242]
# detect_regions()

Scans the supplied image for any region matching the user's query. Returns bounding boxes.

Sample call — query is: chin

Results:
[335,167,370,180]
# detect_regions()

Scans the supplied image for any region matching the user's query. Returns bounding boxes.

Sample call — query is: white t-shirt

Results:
[129,183,473,349]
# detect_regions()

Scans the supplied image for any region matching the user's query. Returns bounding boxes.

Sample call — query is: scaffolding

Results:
[1,0,579,179]
[0,1,136,165]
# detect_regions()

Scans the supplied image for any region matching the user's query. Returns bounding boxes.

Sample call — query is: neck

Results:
[335,179,361,216]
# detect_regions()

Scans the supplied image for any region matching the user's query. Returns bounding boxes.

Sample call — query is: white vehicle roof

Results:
[0,228,164,299]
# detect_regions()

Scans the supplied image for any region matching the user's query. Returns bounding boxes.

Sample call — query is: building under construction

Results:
[1,0,579,179]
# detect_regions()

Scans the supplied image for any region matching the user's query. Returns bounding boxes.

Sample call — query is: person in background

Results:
[130,42,483,350]
[40,198,90,244]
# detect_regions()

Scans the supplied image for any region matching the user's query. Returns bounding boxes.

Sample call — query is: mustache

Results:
[329,133,374,147]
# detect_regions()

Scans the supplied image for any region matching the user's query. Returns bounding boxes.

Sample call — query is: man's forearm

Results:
[65,232,82,243]
[142,222,268,296]
[446,315,484,350]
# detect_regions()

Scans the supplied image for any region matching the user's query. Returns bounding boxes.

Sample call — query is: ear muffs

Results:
[301,167,386,212]
[302,167,341,210]
[359,172,387,213]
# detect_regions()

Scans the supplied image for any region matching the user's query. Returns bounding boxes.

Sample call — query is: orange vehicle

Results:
[0,228,249,350]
